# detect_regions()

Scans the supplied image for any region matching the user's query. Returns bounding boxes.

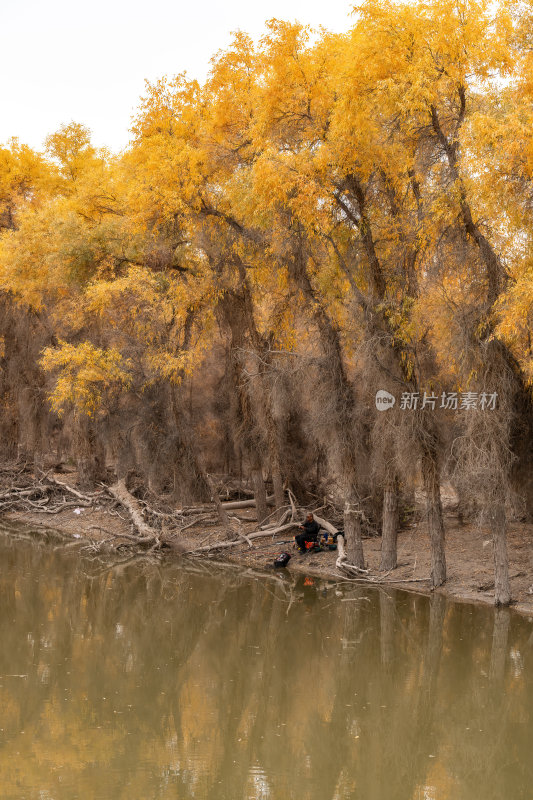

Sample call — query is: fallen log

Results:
[233,529,254,548]
[0,488,36,500]
[42,474,102,502]
[24,501,87,515]
[221,495,275,511]
[107,480,159,544]
[187,522,298,554]
[313,514,338,536]
[177,494,276,517]
[178,504,215,516]
[260,507,290,530]
[220,485,255,500]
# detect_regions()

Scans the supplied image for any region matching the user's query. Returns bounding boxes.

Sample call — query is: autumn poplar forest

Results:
[1,0,533,605]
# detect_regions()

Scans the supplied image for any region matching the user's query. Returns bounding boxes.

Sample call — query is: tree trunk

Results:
[114,429,134,481]
[75,418,105,490]
[147,464,165,496]
[250,456,268,524]
[218,283,284,523]
[261,375,287,516]
[344,502,365,569]
[33,450,45,474]
[272,467,285,515]
[205,473,231,527]
[287,243,364,500]
[380,480,399,571]
[422,452,446,587]
[490,504,511,606]
[16,443,31,466]
[169,385,211,505]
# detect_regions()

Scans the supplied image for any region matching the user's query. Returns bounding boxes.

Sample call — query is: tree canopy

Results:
[1,0,532,603]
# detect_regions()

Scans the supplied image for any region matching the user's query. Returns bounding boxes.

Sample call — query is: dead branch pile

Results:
[0,472,104,515]
[0,467,357,566]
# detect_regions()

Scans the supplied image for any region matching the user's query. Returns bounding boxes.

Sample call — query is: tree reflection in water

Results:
[0,535,531,799]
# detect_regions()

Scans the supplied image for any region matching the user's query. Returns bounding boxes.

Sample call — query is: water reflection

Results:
[0,531,531,799]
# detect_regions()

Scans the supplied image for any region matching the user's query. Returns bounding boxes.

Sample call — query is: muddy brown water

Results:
[0,527,532,799]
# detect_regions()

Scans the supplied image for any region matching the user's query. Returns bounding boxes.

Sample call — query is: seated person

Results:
[295,512,321,553]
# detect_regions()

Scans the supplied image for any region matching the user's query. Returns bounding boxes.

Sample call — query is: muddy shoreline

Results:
[4,489,533,618]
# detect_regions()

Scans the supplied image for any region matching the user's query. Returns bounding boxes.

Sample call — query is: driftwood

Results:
[287,489,298,520]
[313,514,338,535]
[41,474,103,502]
[0,480,93,514]
[177,504,215,516]
[233,529,254,548]
[27,501,87,514]
[0,468,110,517]
[260,507,291,530]
[187,522,298,554]
[174,488,272,518]
[220,495,275,511]
[108,480,159,544]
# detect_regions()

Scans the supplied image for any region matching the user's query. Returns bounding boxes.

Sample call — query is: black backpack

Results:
[273,552,291,568]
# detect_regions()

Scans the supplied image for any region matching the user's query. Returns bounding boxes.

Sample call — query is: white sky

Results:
[1,0,354,154]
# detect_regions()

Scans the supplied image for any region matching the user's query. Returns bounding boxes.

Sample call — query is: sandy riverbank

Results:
[4,481,533,617]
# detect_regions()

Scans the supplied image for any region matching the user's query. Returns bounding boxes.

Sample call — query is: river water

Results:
[0,528,532,799]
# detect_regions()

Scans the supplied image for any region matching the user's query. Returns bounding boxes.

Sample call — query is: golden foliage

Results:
[40,341,132,416]
[1,0,533,416]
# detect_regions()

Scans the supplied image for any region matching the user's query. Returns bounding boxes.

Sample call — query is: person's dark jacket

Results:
[301,519,320,540]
